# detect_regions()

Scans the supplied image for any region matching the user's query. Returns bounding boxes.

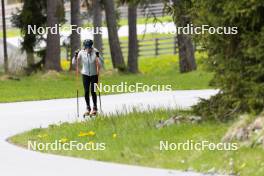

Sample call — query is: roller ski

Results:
[83,110,90,118]
[83,108,97,119]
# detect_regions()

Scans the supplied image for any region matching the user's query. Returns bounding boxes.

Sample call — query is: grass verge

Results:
[9,108,264,176]
[0,53,212,102]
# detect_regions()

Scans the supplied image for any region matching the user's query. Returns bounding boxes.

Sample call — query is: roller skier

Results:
[72,39,102,118]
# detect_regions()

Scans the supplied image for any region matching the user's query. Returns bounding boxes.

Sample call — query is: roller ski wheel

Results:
[83,110,91,118]
[83,110,97,119]
[90,109,97,117]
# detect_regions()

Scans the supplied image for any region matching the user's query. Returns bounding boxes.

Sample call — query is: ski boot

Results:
[90,108,98,118]
[83,108,91,118]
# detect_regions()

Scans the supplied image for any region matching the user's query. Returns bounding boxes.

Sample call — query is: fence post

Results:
[173,36,177,54]
[155,38,159,56]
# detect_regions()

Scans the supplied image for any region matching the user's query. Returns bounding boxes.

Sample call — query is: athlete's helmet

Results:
[83,39,93,49]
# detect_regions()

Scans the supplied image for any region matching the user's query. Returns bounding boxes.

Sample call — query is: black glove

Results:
[75,50,80,57]
[96,52,100,57]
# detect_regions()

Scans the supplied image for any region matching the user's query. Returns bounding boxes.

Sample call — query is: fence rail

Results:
[118,3,164,18]
[102,36,178,59]
[102,36,202,59]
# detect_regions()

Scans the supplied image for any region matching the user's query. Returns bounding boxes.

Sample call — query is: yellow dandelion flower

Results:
[78,131,96,137]
[87,131,96,137]
[88,141,94,144]
[112,133,117,139]
[37,134,48,138]
[78,131,87,137]
[60,138,68,143]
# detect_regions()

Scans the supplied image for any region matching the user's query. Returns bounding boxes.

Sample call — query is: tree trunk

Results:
[128,3,138,73]
[45,0,62,71]
[93,0,103,52]
[102,0,126,71]
[177,33,196,73]
[176,14,197,73]
[26,51,35,67]
[70,0,81,71]
[1,0,8,73]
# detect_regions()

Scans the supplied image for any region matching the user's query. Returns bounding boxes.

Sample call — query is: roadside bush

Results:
[193,0,264,120]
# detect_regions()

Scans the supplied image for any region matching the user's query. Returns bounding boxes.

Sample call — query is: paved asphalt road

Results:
[0,90,219,176]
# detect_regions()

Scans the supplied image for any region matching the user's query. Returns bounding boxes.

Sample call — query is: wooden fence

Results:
[102,36,178,59]
[102,36,202,59]
[118,3,165,18]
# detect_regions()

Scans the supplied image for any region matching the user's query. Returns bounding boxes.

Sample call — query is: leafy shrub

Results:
[193,0,264,120]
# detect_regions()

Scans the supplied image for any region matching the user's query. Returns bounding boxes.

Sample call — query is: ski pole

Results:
[75,51,80,118]
[98,86,102,113]
[96,52,102,113]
